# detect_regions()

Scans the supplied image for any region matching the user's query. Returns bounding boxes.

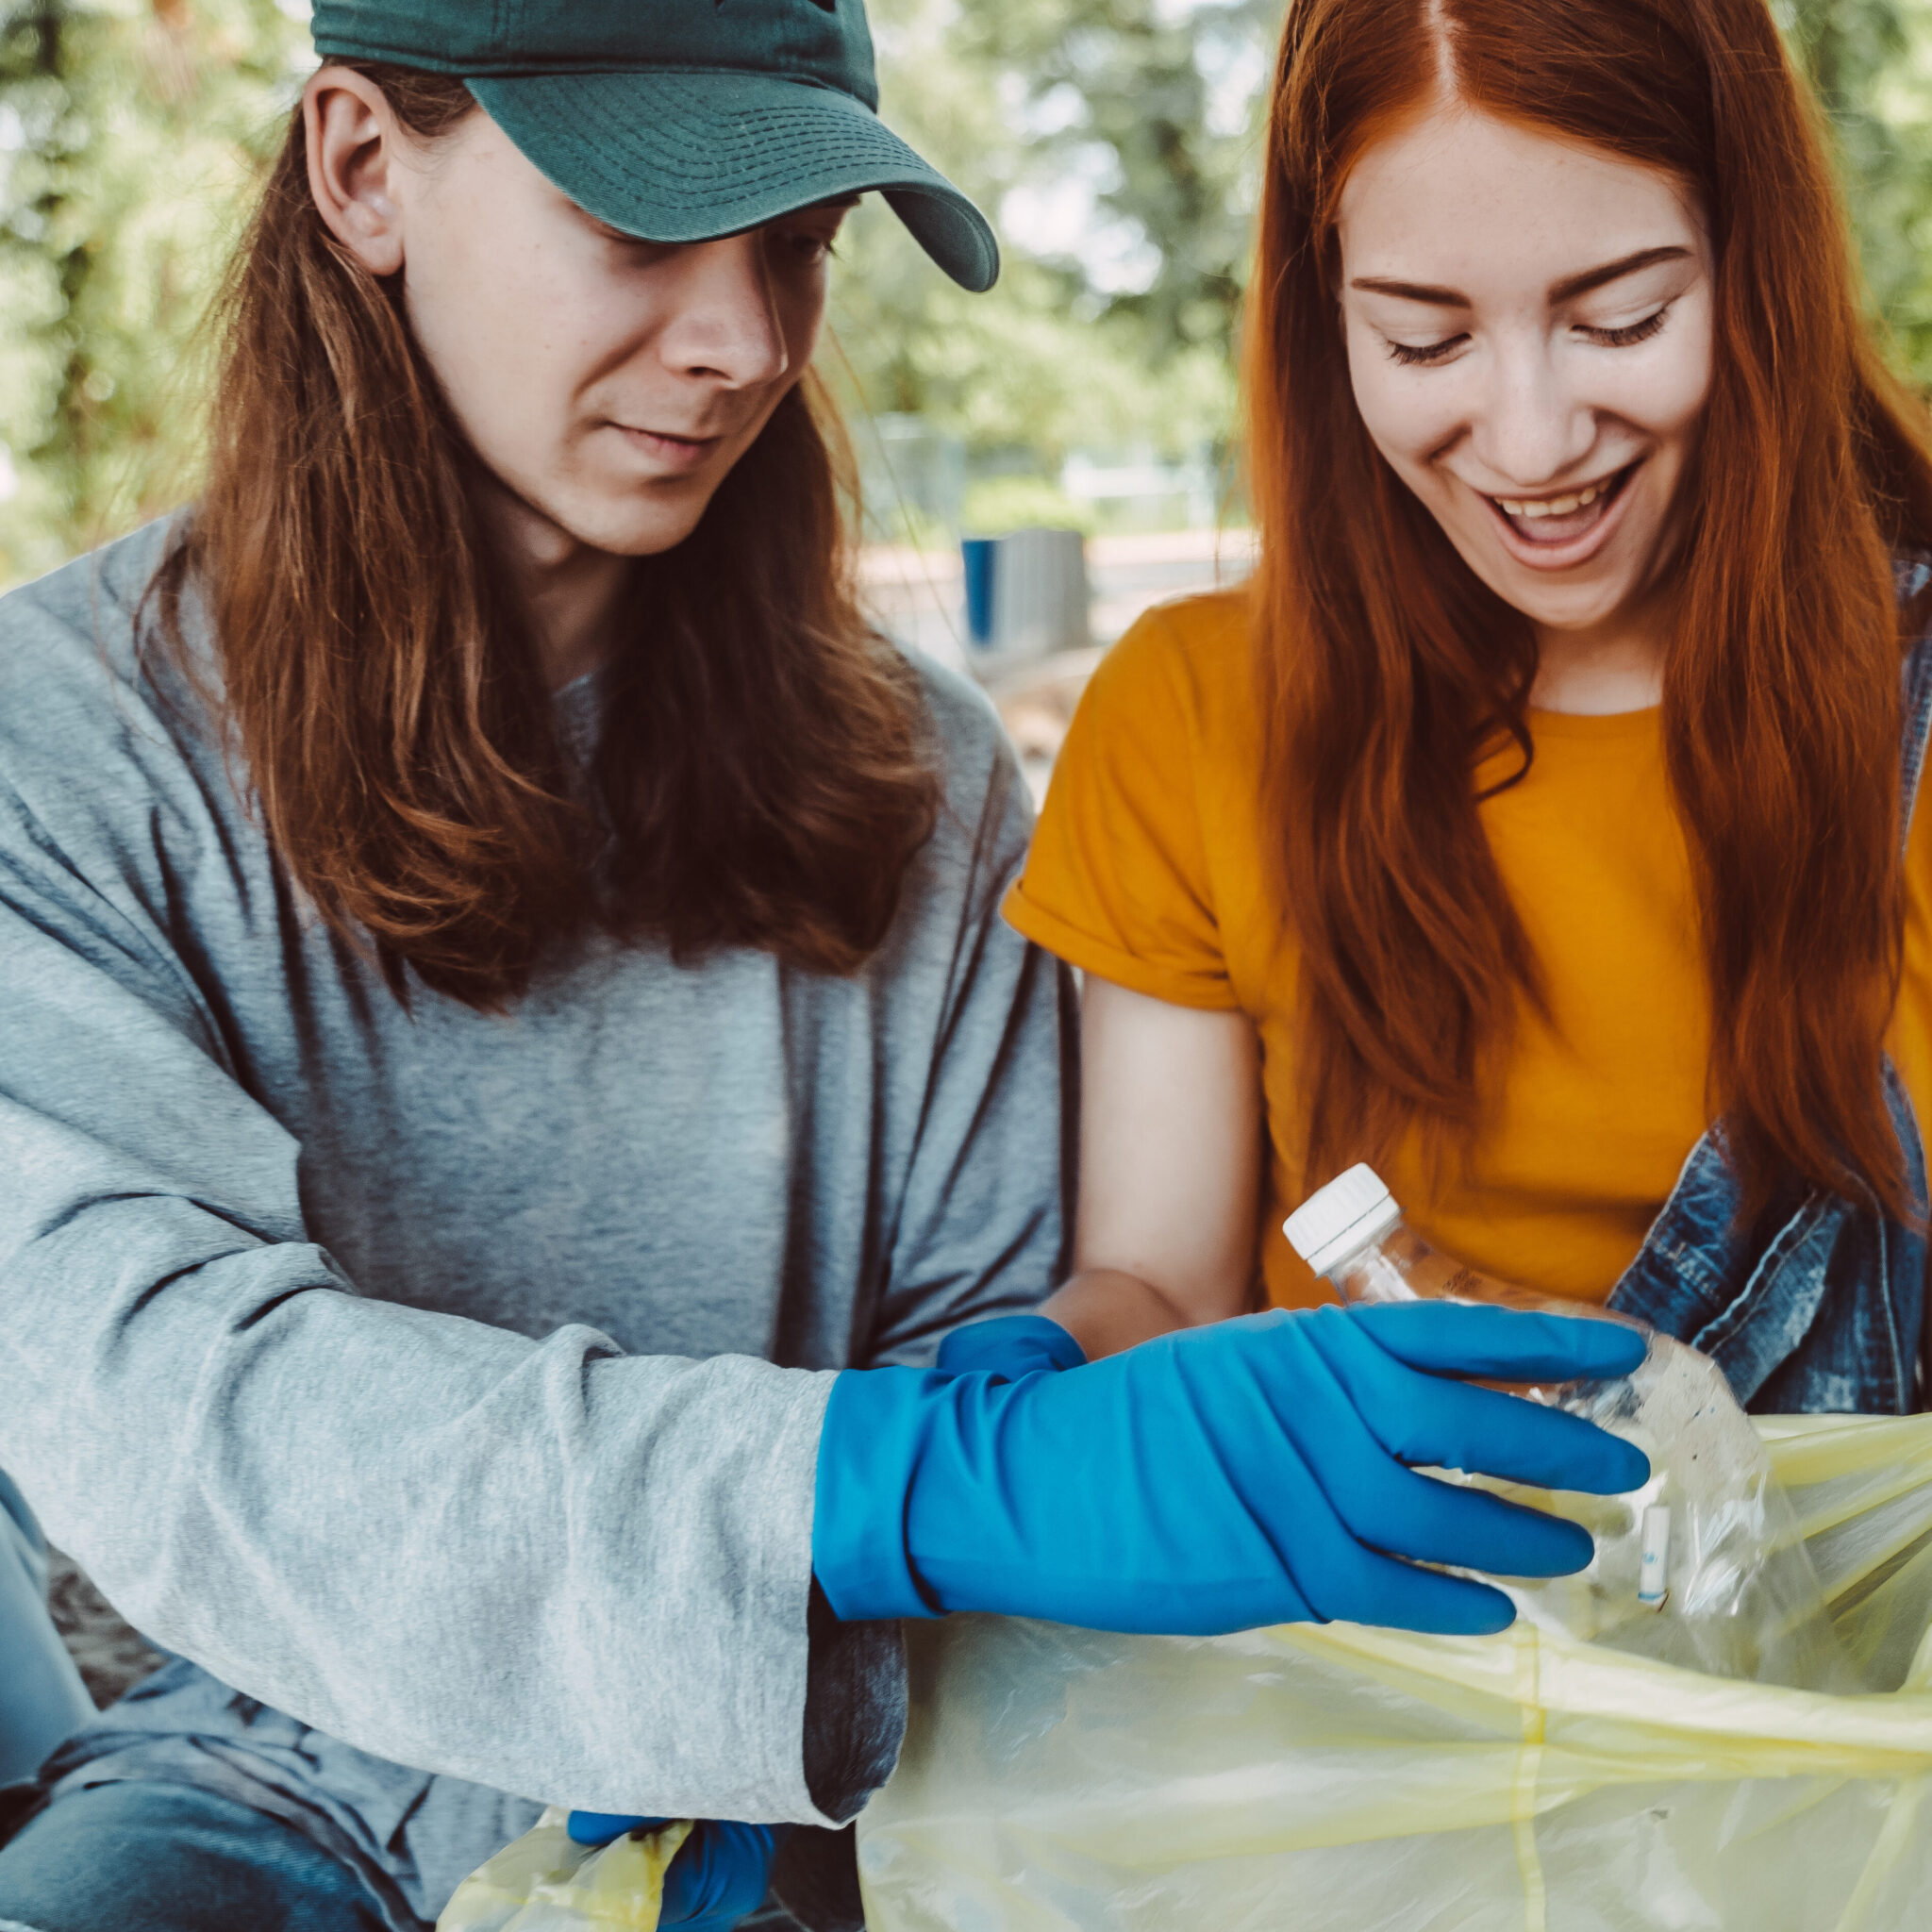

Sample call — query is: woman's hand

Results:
[561,1816,787,1928]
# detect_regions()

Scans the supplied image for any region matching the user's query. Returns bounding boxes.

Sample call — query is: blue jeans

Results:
[0,1781,386,1932]
[0,1474,92,1790]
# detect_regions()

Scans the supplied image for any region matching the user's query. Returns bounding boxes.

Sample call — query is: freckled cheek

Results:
[1352,378,1471,493]
[498,296,623,440]
[1345,323,1464,480]
[1592,369,1709,453]
[425,308,593,486]
[457,309,563,413]
[423,237,575,376]
[1592,317,1713,451]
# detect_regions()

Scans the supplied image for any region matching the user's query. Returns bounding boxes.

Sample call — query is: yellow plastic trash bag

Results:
[438,1809,691,1932]
[857,1414,1932,1932]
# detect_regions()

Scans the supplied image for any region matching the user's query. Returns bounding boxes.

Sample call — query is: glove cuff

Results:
[813,1367,952,1623]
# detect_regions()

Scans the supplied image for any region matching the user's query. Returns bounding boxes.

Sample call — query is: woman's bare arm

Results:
[1040,976,1263,1358]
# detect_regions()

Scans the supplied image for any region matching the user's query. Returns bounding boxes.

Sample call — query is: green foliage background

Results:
[0,0,306,583]
[3,0,1932,582]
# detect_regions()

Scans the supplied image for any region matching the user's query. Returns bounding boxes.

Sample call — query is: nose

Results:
[657,234,791,391]
[1470,331,1596,490]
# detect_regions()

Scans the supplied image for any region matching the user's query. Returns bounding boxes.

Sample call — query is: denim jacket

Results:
[1607,622,1932,1415]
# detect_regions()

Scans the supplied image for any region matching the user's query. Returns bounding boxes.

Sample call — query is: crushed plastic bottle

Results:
[1284,1165,1860,1689]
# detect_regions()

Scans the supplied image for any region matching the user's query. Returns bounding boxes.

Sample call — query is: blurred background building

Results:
[4,0,1932,779]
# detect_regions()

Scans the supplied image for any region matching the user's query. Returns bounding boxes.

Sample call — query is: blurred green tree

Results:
[1789,0,1932,374]
[12,0,1932,580]
[0,0,307,582]
[826,0,1250,480]
[825,0,1264,541]
[834,0,1932,457]
[952,0,1275,357]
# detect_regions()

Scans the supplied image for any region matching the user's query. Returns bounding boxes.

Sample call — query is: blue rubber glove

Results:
[934,1313,1087,1379]
[562,1815,786,1929]
[814,1300,1651,1637]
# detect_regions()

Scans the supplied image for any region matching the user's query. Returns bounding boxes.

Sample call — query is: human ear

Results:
[304,67,407,277]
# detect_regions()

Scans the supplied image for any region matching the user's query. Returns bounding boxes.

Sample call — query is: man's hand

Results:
[563,1814,785,1928]
[816,1300,1652,1637]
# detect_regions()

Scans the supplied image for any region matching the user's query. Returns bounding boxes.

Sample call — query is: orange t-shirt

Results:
[1005,591,1932,1309]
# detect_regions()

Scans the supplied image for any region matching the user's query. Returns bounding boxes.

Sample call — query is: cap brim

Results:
[467,70,999,292]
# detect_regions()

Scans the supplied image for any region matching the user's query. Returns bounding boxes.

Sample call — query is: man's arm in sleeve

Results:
[866,670,1078,1369]
[779,670,1078,1926]
[0,792,845,1826]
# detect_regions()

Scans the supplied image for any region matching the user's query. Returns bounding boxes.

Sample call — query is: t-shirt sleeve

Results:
[1004,601,1238,1008]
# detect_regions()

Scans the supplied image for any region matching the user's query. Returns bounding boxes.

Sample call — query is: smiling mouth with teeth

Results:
[1488,462,1637,541]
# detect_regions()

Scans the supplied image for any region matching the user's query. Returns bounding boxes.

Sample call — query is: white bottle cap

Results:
[1283,1163,1402,1279]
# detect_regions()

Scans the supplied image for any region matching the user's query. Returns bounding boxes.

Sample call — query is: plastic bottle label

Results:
[1638,1505,1672,1607]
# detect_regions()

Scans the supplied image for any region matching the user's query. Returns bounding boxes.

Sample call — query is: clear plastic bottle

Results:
[1284,1165,1856,1689]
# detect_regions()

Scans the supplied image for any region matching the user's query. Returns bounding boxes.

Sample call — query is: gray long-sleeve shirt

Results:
[0,525,1073,1925]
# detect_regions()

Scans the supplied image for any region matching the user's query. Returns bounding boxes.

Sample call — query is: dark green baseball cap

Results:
[309,0,999,291]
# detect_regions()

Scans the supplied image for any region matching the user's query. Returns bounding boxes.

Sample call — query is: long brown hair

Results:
[1248,0,1932,1222]
[149,64,938,1008]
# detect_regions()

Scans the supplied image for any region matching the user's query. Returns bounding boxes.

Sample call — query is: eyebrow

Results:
[1349,244,1693,308]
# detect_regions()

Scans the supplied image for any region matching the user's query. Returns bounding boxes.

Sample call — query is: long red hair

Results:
[1249,0,1932,1221]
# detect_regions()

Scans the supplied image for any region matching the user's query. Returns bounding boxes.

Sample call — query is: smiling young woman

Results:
[1008,0,1932,1410]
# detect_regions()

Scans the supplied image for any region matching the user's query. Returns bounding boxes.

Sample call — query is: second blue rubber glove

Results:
[562,1815,785,1929]
[934,1312,1087,1380]
[815,1301,1650,1637]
